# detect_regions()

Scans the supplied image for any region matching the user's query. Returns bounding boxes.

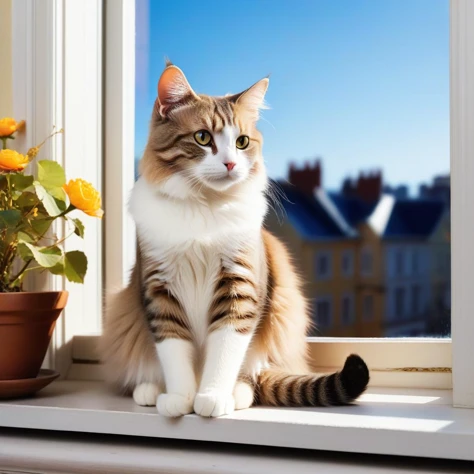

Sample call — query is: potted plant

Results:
[0,117,103,397]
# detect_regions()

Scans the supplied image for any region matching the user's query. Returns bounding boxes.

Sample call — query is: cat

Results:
[100,62,369,418]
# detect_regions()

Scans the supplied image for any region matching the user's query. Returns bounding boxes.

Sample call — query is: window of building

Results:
[341,294,354,325]
[360,247,373,277]
[315,298,332,328]
[395,250,404,276]
[411,250,420,275]
[315,251,332,279]
[395,287,406,319]
[363,294,374,321]
[341,250,354,277]
[411,285,422,316]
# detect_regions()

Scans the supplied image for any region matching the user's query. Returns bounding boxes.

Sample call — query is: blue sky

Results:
[135,0,449,193]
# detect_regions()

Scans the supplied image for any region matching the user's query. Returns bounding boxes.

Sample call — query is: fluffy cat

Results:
[100,63,369,417]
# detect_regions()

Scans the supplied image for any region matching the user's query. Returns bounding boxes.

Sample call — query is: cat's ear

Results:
[156,65,199,117]
[229,77,269,121]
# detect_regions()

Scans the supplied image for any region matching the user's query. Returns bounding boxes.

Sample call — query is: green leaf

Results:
[30,217,53,236]
[37,160,66,190]
[47,186,69,211]
[49,260,65,275]
[16,191,38,210]
[0,210,21,230]
[17,242,34,261]
[17,231,33,243]
[34,182,63,217]
[72,218,85,238]
[64,251,88,283]
[22,242,62,268]
[10,174,34,192]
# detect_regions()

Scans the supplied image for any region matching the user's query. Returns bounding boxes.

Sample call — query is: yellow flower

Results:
[0,118,24,138]
[64,179,103,218]
[0,149,29,172]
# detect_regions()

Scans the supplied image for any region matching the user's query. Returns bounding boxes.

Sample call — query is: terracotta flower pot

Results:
[0,291,68,380]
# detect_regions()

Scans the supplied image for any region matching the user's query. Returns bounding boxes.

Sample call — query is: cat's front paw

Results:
[157,393,195,417]
[194,392,235,417]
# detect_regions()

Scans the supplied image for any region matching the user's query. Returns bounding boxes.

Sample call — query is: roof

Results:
[275,183,346,240]
[271,181,446,241]
[328,193,378,227]
[383,199,445,238]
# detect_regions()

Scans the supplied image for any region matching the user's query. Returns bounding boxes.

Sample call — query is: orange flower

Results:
[0,149,29,172]
[0,118,25,138]
[64,179,103,218]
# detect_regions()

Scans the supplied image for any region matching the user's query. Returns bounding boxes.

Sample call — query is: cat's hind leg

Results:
[100,273,163,406]
[133,383,161,407]
[233,379,255,410]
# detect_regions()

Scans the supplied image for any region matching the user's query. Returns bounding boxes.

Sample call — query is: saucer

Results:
[0,369,60,400]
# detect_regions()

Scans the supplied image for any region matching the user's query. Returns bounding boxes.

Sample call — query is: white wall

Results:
[0,0,13,117]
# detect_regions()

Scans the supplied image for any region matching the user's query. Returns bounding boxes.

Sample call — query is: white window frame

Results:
[12,0,103,377]
[9,0,474,408]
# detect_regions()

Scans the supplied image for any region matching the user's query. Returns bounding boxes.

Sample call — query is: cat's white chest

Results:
[164,244,220,344]
[130,177,266,345]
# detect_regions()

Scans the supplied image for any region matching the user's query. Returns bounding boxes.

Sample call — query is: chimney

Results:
[356,170,382,202]
[342,170,382,202]
[288,160,322,195]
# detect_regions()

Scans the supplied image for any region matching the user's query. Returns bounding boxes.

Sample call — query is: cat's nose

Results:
[224,162,236,172]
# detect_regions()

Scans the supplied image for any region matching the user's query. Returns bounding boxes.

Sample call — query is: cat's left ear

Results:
[156,65,199,117]
[229,77,269,121]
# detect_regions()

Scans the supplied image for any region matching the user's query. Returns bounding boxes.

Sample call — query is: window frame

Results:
[11,0,474,407]
[11,0,103,377]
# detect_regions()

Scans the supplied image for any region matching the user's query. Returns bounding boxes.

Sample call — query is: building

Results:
[266,161,451,337]
[366,197,450,336]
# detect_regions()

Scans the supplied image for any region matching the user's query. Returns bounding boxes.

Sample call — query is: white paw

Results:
[133,383,160,407]
[194,392,235,417]
[156,393,195,417]
[233,381,254,410]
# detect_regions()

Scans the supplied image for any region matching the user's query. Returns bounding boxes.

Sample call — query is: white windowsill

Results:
[0,381,473,462]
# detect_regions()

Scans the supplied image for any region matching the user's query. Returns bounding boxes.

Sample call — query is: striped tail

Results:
[257,354,369,407]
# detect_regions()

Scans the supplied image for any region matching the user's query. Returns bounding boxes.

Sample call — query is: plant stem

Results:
[9,259,32,287]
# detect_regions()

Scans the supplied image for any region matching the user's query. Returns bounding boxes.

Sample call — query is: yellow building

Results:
[267,166,451,339]
[266,176,385,338]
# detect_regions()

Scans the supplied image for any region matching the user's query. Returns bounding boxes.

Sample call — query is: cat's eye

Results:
[194,130,212,146]
[236,135,250,150]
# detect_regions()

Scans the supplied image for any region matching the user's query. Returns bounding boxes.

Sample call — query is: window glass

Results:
[341,295,354,325]
[315,252,331,279]
[363,294,374,321]
[341,250,354,277]
[135,0,450,337]
[314,298,332,329]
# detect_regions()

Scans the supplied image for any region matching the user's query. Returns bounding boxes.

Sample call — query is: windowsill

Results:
[0,381,473,462]
[1,429,473,474]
